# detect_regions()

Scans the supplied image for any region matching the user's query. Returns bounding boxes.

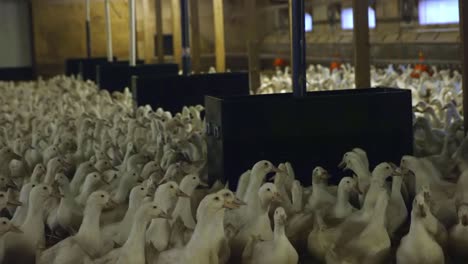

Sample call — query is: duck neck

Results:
[23,197,45,228]
[274,223,286,240]
[76,204,102,242]
[245,170,266,201]
[336,188,350,208]
[391,177,403,198]
[259,198,272,215]
[370,199,388,229]
[114,178,133,203]
[122,213,151,256]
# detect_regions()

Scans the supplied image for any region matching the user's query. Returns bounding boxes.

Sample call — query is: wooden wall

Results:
[30,0,257,77]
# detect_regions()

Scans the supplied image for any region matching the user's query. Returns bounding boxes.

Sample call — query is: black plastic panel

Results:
[205,88,413,188]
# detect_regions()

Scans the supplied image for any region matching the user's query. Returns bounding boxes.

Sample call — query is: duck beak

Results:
[9,225,22,233]
[6,180,18,191]
[101,179,111,185]
[272,192,283,202]
[198,181,209,188]
[418,204,426,218]
[7,199,22,207]
[157,177,168,185]
[223,200,240,210]
[233,197,247,206]
[159,211,172,220]
[462,215,468,226]
[176,189,190,198]
[279,214,287,225]
[106,199,118,209]
[338,160,346,169]
[51,192,64,199]
[271,167,285,174]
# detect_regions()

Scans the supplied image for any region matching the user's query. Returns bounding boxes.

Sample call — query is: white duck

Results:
[102,184,151,245]
[94,202,169,264]
[156,193,240,264]
[448,203,468,261]
[170,173,206,229]
[3,184,53,264]
[0,217,22,263]
[242,207,298,264]
[396,192,445,264]
[326,191,391,264]
[146,181,187,252]
[306,166,336,211]
[231,182,281,257]
[39,190,117,264]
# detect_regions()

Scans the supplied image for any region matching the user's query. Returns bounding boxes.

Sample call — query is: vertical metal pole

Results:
[459,0,468,134]
[353,0,370,88]
[129,0,137,66]
[190,0,201,73]
[181,0,191,75]
[105,0,113,62]
[247,0,260,93]
[289,0,306,97]
[85,0,92,58]
[213,0,226,72]
[155,0,164,63]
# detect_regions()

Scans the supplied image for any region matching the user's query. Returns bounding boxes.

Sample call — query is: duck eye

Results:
[153,205,157,209]
[170,186,174,189]
[0,194,4,198]
[140,188,144,191]
[267,188,271,191]
[32,184,36,187]
[101,194,105,198]
[214,197,220,201]
[2,221,5,225]
[43,186,47,190]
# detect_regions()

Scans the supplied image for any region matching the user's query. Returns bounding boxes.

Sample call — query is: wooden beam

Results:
[213,0,226,72]
[142,0,155,63]
[171,0,182,66]
[246,0,260,92]
[459,0,468,133]
[155,0,164,63]
[190,0,201,73]
[352,0,370,88]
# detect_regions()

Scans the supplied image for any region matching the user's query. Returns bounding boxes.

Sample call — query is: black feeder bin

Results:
[205,88,413,188]
[133,72,250,113]
[97,63,178,94]
[65,57,109,80]
[0,67,34,81]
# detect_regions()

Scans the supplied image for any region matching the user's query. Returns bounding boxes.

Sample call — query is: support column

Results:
[181,0,191,75]
[142,0,155,63]
[352,0,370,88]
[85,0,92,58]
[190,0,201,73]
[247,0,260,92]
[213,0,226,72]
[155,0,164,63]
[171,0,182,66]
[129,0,137,66]
[289,0,306,97]
[104,0,113,62]
[459,0,468,133]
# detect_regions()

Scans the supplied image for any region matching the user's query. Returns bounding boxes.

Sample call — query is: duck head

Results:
[217,189,246,207]
[274,207,288,226]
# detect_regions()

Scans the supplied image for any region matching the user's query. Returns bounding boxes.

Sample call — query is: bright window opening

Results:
[341,7,376,30]
[419,0,459,25]
[305,13,313,32]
